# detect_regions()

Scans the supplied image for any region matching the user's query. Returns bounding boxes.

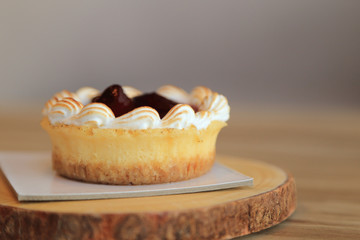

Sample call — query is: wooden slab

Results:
[0,155,296,240]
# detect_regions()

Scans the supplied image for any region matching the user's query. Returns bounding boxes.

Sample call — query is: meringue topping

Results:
[123,86,143,98]
[73,103,115,127]
[75,87,100,105]
[111,107,161,129]
[48,98,84,124]
[43,85,230,129]
[161,104,195,129]
[42,90,80,115]
[156,85,192,105]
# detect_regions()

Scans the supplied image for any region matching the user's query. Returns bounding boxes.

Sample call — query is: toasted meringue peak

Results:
[73,103,115,127]
[42,90,79,115]
[76,87,100,105]
[200,93,230,122]
[42,98,58,115]
[48,98,83,124]
[191,86,213,106]
[156,85,192,104]
[193,111,214,129]
[43,85,230,129]
[111,107,160,129]
[161,104,195,129]
[123,86,143,98]
[54,90,78,100]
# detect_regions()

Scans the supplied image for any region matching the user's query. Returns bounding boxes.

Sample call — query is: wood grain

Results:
[1,106,360,239]
[0,156,296,240]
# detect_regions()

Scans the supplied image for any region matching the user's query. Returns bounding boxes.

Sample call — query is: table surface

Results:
[1,105,359,239]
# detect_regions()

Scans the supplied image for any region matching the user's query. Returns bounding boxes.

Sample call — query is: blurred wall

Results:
[1,0,359,108]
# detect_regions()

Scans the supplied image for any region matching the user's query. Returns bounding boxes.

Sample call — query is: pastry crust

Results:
[41,118,226,185]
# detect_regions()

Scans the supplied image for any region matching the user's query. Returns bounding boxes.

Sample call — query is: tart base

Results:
[53,151,215,185]
[41,118,226,185]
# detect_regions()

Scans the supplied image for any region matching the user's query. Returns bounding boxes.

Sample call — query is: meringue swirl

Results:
[42,90,79,115]
[111,107,160,129]
[161,104,195,129]
[199,93,230,122]
[75,87,100,106]
[156,85,192,104]
[73,103,115,127]
[48,98,83,124]
[43,85,230,129]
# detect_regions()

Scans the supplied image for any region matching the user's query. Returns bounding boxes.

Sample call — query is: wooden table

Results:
[1,106,359,239]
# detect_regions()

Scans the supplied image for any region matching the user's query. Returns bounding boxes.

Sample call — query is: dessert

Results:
[41,85,230,185]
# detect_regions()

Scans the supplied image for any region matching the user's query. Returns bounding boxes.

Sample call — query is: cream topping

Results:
[72,103,115,127]
[123,86,143,98]
[199,93,230,122]
[42,90,79,115]
[43,85,230,129]
[161,104,195,129]
[48,98,83,124]
[111,107,160,129]
[75,87,100,106]
[156,85,192,104]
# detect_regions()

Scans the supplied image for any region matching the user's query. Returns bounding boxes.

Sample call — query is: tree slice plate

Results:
[0,155,296,240]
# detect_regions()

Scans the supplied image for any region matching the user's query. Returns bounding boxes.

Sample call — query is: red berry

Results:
[92,85,198,118]
[133,92,178,118]
[92,84,134,117]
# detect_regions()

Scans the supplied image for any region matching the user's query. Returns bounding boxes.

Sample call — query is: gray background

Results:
[1,0,359,108]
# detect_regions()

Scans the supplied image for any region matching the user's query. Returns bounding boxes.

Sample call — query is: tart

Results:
[41,85,230,185]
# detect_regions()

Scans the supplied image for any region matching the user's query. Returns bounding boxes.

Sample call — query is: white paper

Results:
[0,151,253,202]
